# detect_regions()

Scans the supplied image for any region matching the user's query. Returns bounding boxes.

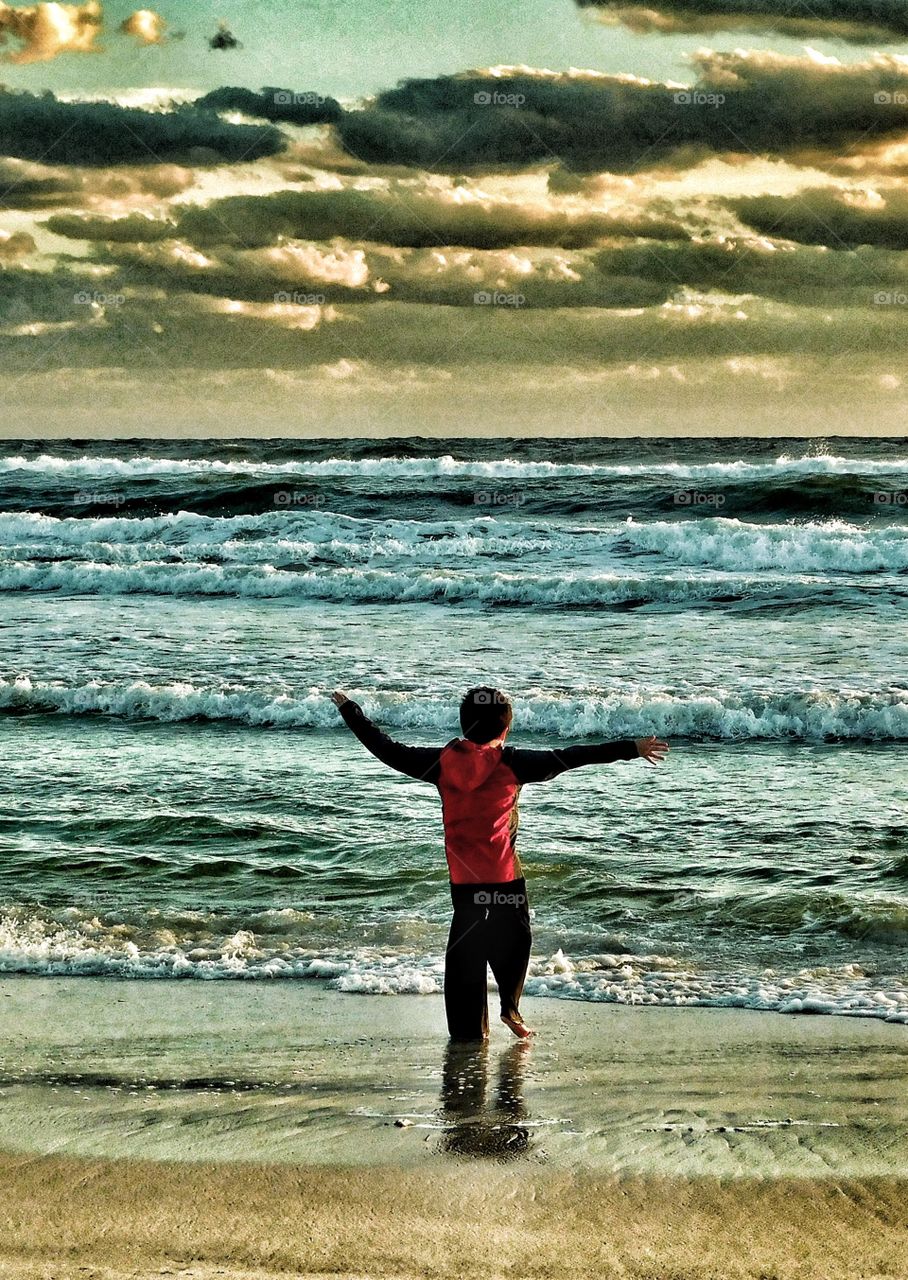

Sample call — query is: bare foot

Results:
[501,1012,535,1039]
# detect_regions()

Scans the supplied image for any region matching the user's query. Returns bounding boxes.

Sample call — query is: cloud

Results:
[45,183,692,249]
[0,156,195,209]
[119,8,169,45]
[272,133,410,177]
[731,186,908,249]
[4,275,908,378]
[0,0,100,64]
[333,53,908,174]
[574,0,908,43]
[55,169,908,318]
[0,228,35,258]
[2,53,907,433]
[195,85,342,126]
[590,235,908,306]
[3,253,908,438]
[64,229,670,309]
[0,88,286,165]
[343,237,908,309]
[4,352,901,437]
[45,210,177,239]
[69,218,908,313]
[208,20,239,51]
[4,351,903,438]
[88,237,374,298]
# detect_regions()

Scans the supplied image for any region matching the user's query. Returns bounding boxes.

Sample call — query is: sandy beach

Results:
[0,977,906,1278]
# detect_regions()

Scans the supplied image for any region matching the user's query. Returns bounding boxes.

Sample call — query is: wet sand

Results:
[1,977,906,1277]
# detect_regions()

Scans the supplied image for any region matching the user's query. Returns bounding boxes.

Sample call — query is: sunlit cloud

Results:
[0,0,101,64]
[119,8,170,45]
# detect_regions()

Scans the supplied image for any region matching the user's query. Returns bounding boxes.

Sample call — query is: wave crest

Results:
[2,677,906,740]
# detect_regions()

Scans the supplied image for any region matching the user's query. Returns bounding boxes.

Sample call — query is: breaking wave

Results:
[2,677,906,740]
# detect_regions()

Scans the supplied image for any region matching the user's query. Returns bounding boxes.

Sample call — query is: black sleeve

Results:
[503,740,638,784]
[337,699,442,784]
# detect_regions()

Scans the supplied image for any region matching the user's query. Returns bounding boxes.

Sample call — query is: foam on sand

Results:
[1,908,906,1022]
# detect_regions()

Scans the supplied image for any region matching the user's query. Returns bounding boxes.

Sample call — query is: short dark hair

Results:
[459,686,513,744]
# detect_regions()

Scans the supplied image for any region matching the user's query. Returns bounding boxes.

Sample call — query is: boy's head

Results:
[459,686,513,744]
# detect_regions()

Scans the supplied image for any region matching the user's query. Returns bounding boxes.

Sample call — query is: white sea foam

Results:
[3,452,908,481]
[0,509,530,546]
[622,518,908,573]
[0,516,571,567]
[3,512,907,576]
[0,557,875,608]
[0,911,904,1022]
[2,677,906,740]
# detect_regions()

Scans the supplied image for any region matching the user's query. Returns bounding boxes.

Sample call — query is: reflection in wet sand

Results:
[437,1040,531,1160]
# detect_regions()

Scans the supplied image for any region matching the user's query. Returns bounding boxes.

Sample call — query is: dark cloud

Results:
[0,262,97,324]
[731,187,908,249]
[575,0,908,43]
[334,53,908,173]
[208,20,240,51]
[0,88,285,165]
[45,211,177,241]
[0,229,35,259]
[49,184,689,249]
[590,236,908,306]
[195,85,342,126]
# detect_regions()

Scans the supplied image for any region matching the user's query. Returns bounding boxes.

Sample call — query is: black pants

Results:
[444,878,532,1041]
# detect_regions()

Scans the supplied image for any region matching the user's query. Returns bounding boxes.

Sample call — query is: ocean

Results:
[1,437,906,1023]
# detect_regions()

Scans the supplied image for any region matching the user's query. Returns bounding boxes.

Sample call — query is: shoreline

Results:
[0,979,906,1277]
[1,976,905,1174]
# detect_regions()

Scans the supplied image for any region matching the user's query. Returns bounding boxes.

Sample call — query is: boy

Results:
[331,686,668,1041]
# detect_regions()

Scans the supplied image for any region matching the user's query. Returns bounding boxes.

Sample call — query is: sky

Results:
[2,0,908,435]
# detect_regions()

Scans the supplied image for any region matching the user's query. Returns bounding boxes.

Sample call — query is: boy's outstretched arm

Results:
[504,734,668,784]
[331,691,442,784]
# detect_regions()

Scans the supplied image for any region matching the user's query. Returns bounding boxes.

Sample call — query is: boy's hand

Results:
[330,690,349,708]
[636,736,668,764]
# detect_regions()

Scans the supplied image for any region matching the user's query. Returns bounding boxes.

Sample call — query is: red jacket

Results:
[437,739,523,882]
[339,700,637,885]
